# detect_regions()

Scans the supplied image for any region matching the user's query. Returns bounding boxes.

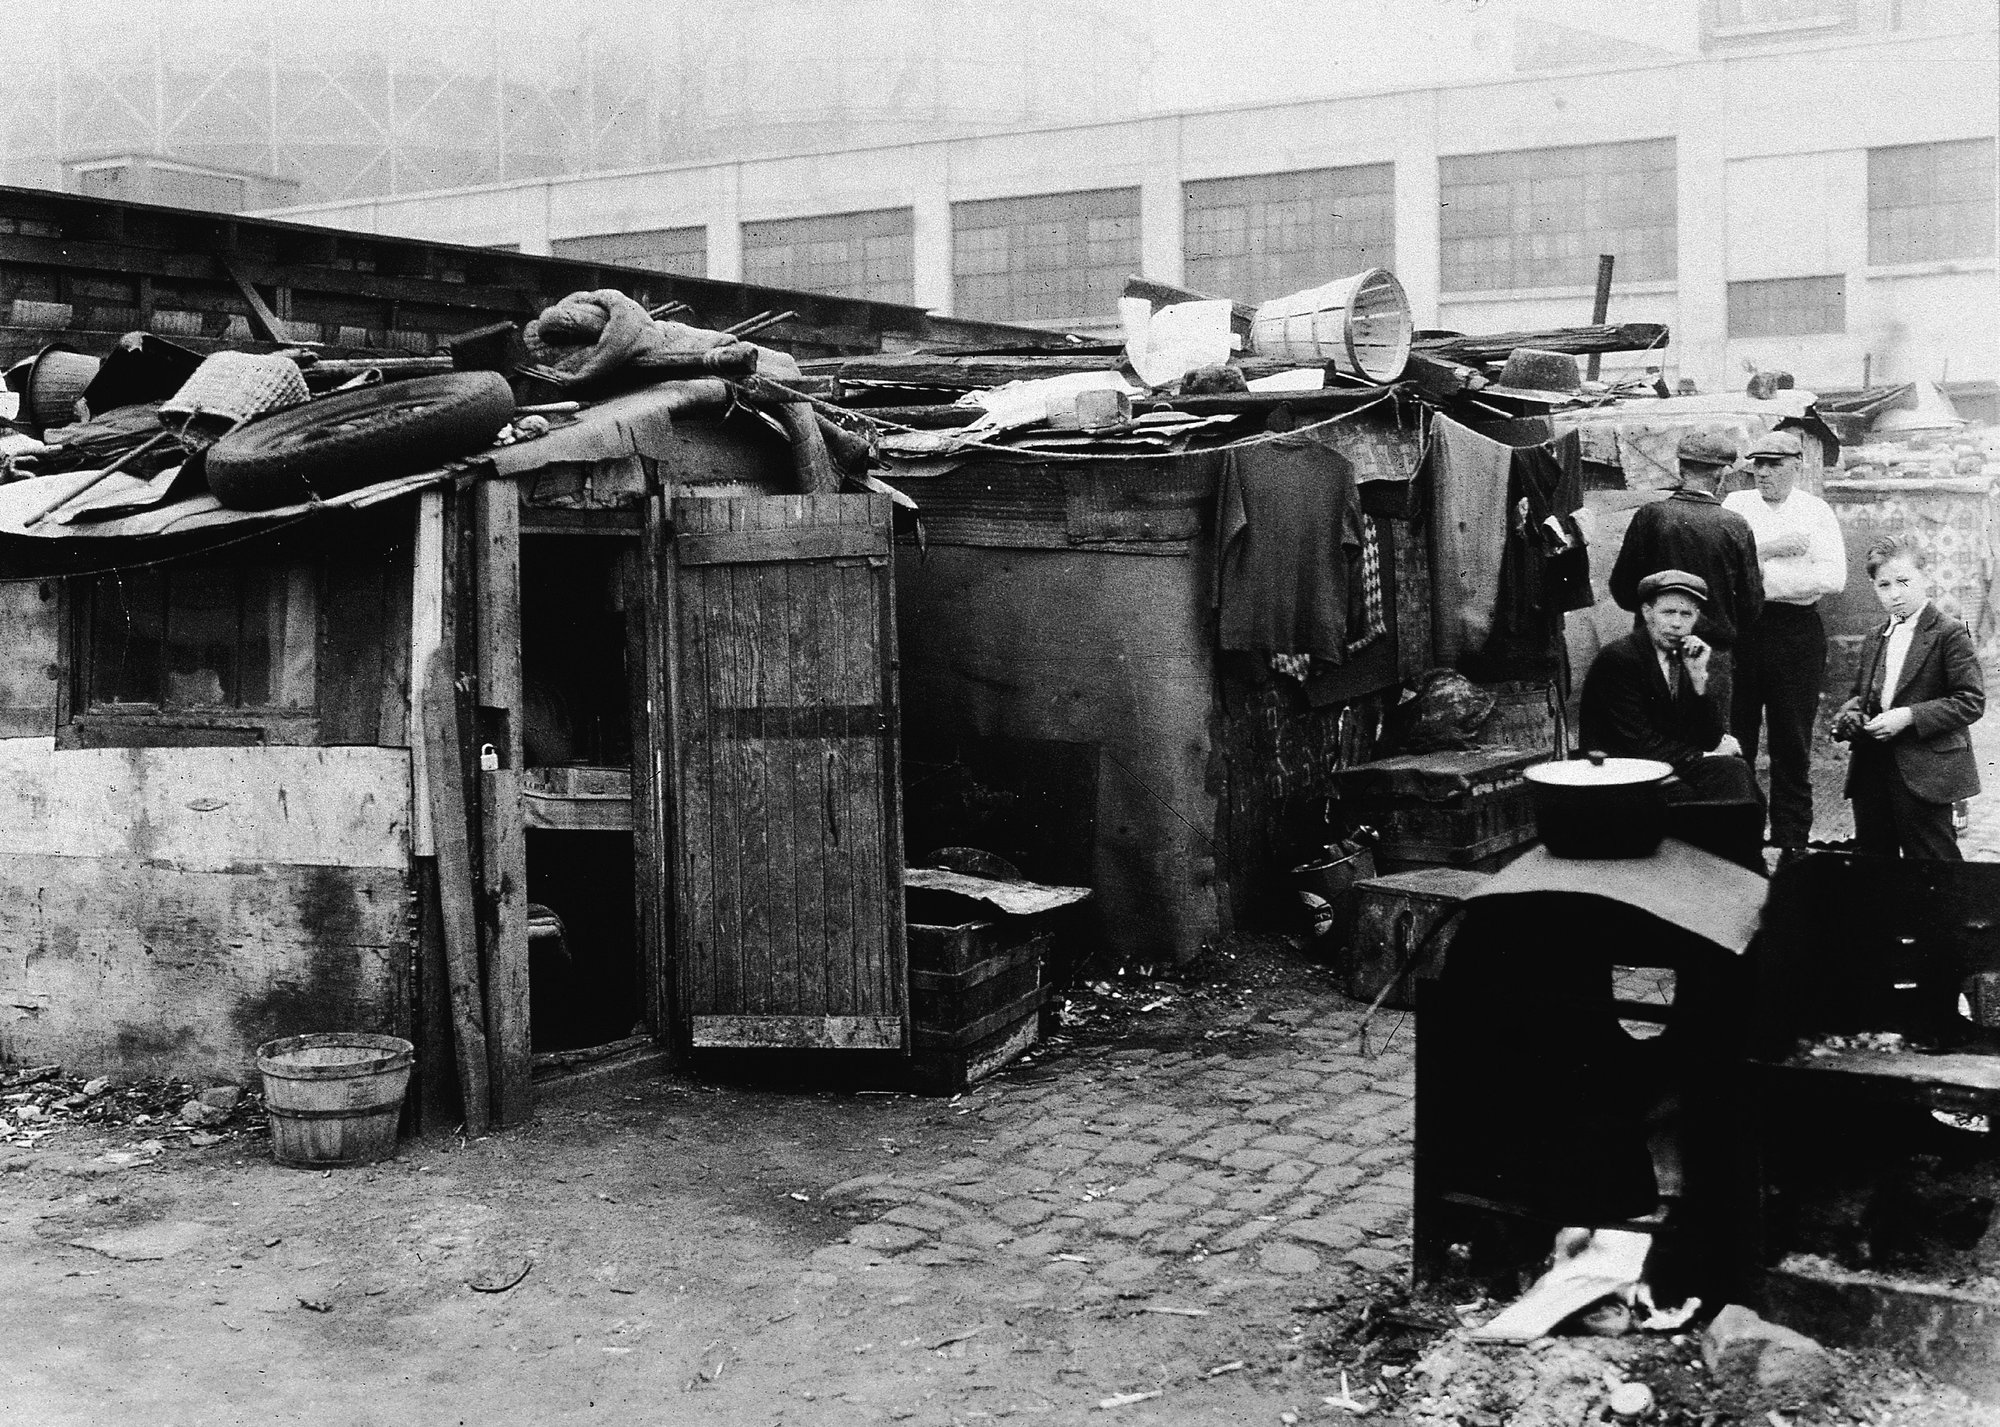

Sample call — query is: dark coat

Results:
[1837,603,1984,804]
[1579,630,1727,771]
[1609,489,1764,647]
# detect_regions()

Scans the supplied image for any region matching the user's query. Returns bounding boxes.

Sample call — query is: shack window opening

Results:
[83,562,317,713]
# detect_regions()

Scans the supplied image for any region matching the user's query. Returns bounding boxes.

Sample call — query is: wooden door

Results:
[666,493,906,1050]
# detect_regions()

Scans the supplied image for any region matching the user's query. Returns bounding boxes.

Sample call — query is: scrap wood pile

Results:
[0,287,878,531]
[0,266,1686,529]
[778,270,1674,470]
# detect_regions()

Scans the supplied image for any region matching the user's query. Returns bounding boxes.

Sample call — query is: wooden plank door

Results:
[667,493,906,1051]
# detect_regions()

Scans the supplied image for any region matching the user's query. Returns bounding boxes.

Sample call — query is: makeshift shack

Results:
[807,314,1623,968]
[0,383,910,1123]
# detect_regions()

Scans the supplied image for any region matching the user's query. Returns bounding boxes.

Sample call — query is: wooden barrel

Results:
[255,1033,415,1168]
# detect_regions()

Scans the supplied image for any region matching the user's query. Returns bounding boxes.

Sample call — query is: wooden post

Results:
[419,646,491,1136]
[1585,254,1615,381]
[633,495,682,1063]
[776,402,840,494]
[475,477,533,1127]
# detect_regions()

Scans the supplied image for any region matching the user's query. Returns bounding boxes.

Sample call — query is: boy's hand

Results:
[1862,708,1915,740]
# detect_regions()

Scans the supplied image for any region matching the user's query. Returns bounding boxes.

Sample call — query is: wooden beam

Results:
[474,477,533,1127]
[419,645,491,1137]
[1413,321,1667,368]
[1122,274,1258,334]
[648,493,687,1057]
[216,252,285,343]
[1586,255,1616,381]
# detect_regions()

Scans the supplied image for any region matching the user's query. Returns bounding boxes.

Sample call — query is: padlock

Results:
[479,742,499,772]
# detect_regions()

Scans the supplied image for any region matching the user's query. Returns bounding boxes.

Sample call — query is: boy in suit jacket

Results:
[1831,538,1985,859]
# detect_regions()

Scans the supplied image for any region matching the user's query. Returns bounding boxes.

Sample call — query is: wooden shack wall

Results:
[0,522,416,1083]
[896,544,1221,969]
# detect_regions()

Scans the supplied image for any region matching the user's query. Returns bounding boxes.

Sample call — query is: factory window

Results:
[1183,165,1395,304]
[951,188,1142,323]
[552,227,708,277]
[1713,0,1847,25]
[1439,139,1677,293]
[741,209,914,304]
[1727,275,1845,338]
[1867,139,1996,266]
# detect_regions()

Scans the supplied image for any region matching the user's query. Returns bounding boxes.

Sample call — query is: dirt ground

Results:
[5,936,1996,1426]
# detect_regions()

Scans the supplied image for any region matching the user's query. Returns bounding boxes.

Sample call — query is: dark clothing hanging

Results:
[1444,421,1591,681]
[1216,430,1366,662]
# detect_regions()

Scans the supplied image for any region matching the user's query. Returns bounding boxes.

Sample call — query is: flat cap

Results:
[1676,428,1740,468]
[1745,428,1804,460]
[1637,569,1710,604]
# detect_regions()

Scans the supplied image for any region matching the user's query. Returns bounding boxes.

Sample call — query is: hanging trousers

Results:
[1731,602,1825,847]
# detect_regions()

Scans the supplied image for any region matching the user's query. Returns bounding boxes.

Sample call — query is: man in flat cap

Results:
[1582,570,1744,775]
[1609,428,1765,720]
[1722,428,1847,861]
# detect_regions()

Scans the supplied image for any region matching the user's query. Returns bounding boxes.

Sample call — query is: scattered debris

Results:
[1205,1360,1246,1378]
[1701,1304,1834,1406]
[0,1070,263,1151]
[297,1297,334,1313]
[925,1325,986,1352]
[467,1261,533,1294]
[1096,1389,1163,1409]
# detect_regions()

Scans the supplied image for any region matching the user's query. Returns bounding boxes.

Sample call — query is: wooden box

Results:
[1334,747,1541,875]
[1342,868,1488,1010]
[908,923,1048,1095]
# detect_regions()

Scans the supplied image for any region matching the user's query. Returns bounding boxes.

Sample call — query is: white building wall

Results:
[264,22,1998,397]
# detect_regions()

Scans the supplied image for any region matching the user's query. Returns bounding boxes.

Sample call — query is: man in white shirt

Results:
[1722,429,1847,859]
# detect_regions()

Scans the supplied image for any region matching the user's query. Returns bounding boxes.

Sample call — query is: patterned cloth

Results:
[1346,518,1388,654]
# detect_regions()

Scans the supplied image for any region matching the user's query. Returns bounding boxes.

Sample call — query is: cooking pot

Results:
[1523,753,1674,859]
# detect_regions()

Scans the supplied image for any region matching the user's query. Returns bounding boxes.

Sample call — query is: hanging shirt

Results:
[1721,486,1847,607]
[1215,429,1366,661]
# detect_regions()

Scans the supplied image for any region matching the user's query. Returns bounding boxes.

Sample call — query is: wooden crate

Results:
[908,923,1048,1094]
[1373,780,1537,869]
[1336,746,1542,873]
[1342,868,1488,1010]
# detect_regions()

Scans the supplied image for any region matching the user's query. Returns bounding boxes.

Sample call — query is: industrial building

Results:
[258,4,1996,412]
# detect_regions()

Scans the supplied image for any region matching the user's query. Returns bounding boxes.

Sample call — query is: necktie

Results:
[1869,619,1899,714]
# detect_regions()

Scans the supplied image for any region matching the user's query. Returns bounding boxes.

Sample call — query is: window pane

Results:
[164,566,241,707]
[550,226,708,278]
[1867,139,1997,264]
[84,560,317,713]
[1439,139,1676,291]
[234,566,314,709]
[742,209,914,304]
[1183,165,1395,304]
[950,188,1142,322]
[1726,275,1845,337]
[87,567,164,706]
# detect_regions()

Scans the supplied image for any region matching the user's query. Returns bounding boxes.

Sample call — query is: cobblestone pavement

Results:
[812,1004,1417,1301]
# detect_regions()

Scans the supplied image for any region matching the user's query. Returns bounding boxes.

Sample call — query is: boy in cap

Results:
[1722,428,1846,861]
[1609,428,1764,719]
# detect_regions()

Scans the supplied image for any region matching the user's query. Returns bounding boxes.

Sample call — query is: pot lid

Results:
[1524,754,1673,788]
